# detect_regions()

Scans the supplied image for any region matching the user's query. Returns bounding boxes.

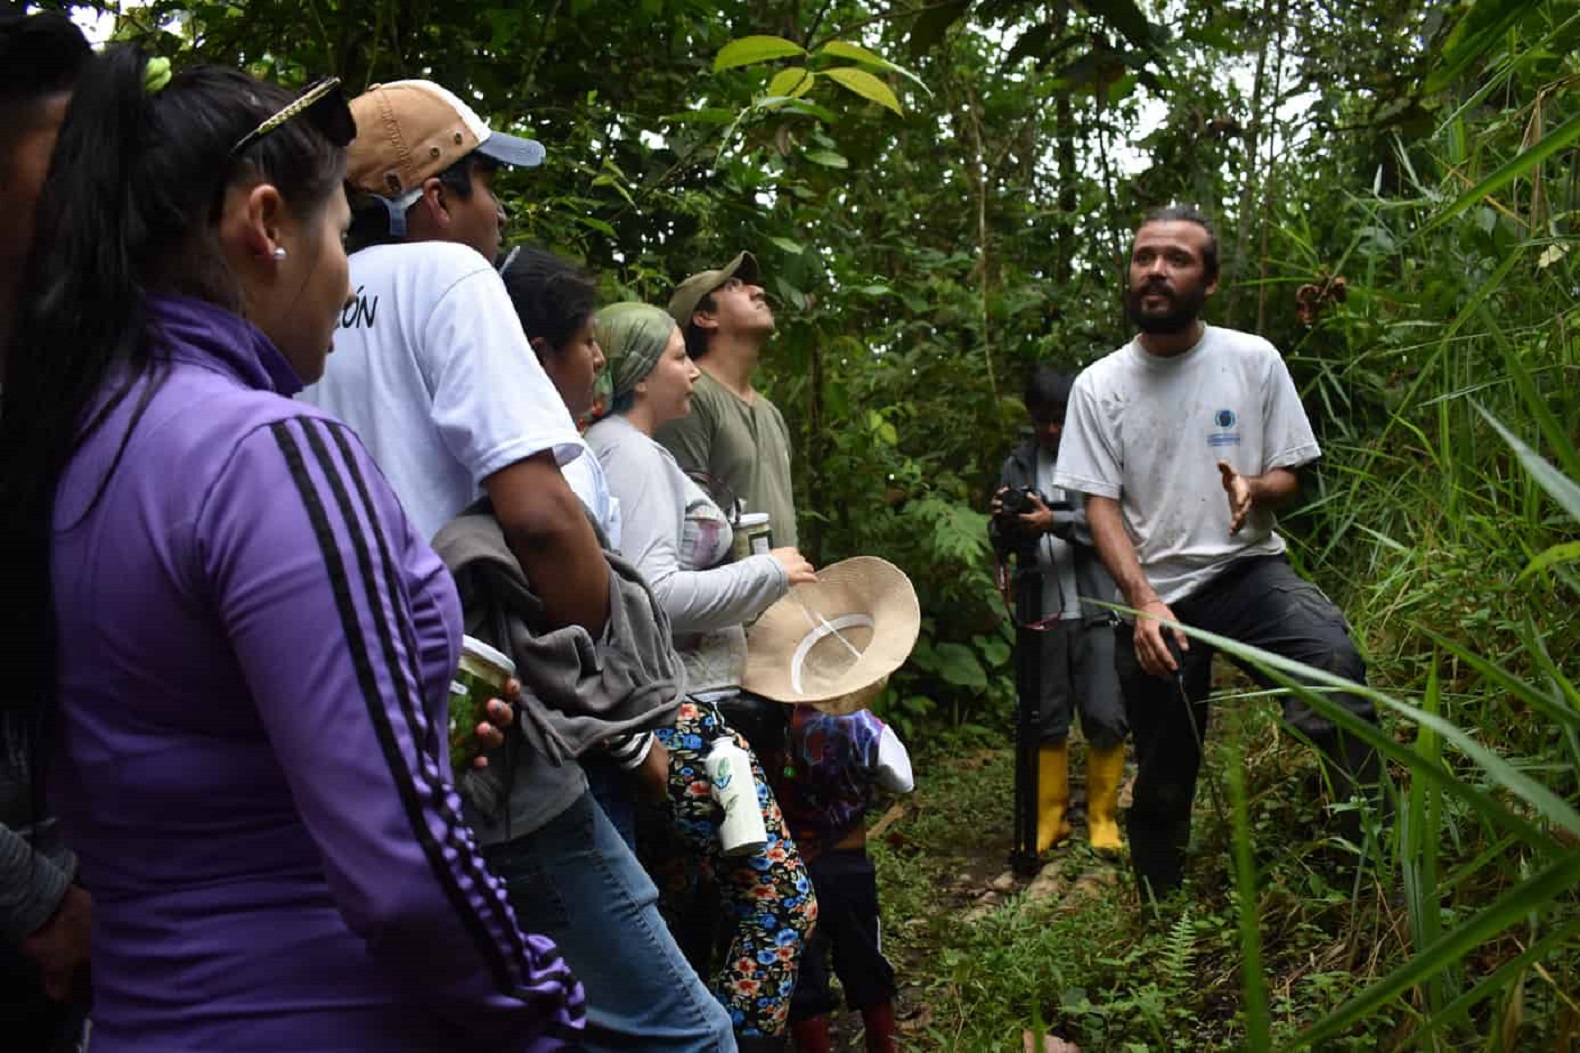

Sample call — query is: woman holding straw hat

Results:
[585,302,818,1050]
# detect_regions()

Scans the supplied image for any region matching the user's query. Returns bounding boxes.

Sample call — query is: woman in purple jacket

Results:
[0,48,584,1052]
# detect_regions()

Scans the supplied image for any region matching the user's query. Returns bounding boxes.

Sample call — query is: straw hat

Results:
[743,557,921,715]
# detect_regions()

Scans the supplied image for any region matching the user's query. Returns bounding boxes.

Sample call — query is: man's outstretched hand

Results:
[1217,460,1252,535]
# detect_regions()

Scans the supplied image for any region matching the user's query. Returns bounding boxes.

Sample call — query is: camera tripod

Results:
[1009,541,1045,876]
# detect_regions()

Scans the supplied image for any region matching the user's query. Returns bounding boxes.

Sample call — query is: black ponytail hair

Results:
[497,244,599,357]
[0,45,346,757]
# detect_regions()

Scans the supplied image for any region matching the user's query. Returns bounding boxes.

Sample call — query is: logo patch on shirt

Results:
[1208,407,1241,447]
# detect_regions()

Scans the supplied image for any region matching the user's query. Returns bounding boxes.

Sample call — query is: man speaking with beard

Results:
[1052,206,1384,904]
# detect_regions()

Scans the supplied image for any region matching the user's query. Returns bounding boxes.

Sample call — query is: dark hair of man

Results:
[0,8,90,170]
[1139,204,1220,282]
[0,46,347,750]
[345,153,489,252]
[1024,365,1074,418]
[682,289,717,359]
[497,244,597,355]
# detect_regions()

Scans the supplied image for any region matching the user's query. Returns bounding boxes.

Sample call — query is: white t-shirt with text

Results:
[300,241,584,540]
[1052,325,1321,606]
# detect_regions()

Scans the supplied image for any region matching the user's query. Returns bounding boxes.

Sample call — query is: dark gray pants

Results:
[1116,555,1382,900]
[1036,618,1127,750]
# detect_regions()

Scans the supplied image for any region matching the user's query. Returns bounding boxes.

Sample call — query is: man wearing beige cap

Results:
[658,252,798,550]
[301,81,735,1053]
[303,79,606,626]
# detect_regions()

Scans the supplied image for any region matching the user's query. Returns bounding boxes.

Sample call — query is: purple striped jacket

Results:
[48,294,583,1052]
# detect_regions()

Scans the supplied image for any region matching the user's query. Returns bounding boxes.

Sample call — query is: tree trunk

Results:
[1228,0,1277,328]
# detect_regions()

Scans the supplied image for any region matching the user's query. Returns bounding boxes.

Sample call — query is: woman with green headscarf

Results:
[586,302,818,1050]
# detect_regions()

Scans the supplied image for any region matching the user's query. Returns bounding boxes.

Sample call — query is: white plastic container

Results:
[705,737,769,856]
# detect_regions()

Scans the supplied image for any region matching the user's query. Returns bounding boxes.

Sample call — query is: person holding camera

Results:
[991,366,1127,856]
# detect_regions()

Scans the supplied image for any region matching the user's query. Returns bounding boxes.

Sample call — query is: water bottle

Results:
[705,736,769,856]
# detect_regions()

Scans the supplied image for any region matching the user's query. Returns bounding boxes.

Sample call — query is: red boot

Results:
[790,1015,832,1053]
[861,1001,897,1053]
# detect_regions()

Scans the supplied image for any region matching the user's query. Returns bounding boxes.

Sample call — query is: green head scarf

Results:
[594,301,678,410]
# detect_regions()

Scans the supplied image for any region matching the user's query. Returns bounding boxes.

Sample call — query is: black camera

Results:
[998,486,1043,518]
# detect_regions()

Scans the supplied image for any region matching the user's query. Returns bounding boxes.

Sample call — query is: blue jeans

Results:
[584,756,638,852]
[483,792,736,1052]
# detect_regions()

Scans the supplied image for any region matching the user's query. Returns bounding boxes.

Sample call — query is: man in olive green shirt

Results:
[658,251,798,547]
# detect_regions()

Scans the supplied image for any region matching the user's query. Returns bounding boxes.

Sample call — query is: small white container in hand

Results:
[705,737,769,856]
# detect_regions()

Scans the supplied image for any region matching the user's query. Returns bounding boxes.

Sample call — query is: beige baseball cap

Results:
[667,251,761,329]
[346,79,544,199]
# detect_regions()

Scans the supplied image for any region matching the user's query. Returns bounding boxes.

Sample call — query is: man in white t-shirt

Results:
[302,78,608,633]
[299,81,734,1051]
[1054,206,1383,902]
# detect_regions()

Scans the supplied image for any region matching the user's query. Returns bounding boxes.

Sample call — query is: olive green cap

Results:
[666,251,760,330]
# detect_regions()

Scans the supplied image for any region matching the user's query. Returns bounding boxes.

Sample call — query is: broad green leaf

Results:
[1006,24,1059,66]
[803,148,849,169]
[772,276,807,311]
[713,35,805,72]
[934,642,988,690]
[767,236,805,256]
[1423,0,1542,93]
[767,66,816,99]
[823,66,904,117]
[573,215,616,237]
[975,636,1011,669]
[754,96,839,123]
[1420,110,1580,233]
[1521,540,1580,579]
[661,108,737,125]
[815,39,932,95]
[907,0,969,59]
[1080,0,1167,53]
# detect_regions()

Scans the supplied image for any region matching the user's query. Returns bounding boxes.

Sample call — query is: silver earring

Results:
[272,247,287,260]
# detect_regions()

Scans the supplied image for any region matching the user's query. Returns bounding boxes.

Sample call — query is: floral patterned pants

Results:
[644,698,818,1038]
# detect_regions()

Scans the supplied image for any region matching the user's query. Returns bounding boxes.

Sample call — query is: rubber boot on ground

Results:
[1085,744,1126,857]
[1037,741,1073,853]
[861,1001,898,1053]
[790,1016,831,1053]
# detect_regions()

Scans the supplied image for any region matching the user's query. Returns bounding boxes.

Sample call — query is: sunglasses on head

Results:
[230,76,355,157]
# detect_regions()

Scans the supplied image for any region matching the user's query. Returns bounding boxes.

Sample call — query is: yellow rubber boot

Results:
[1037,741,1073,853]
[1086,744,1126,856]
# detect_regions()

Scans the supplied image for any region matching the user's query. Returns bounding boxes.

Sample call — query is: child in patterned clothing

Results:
[781,707,914,1053]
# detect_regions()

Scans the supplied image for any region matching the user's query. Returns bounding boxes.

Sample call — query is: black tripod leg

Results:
[1011,554,1043,876]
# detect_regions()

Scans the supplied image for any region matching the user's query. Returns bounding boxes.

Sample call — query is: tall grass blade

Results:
[1408,916,1580,1049]
[1418,110,1580,234]
[1404,658,1451,1017]
[1103,610,1579,849]
[1477,406,1580,523]
[1229,740,1272,1052]
[1282,850,1580,1049]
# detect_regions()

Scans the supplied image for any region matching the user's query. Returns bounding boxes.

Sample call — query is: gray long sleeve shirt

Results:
[586,414,789,693]
[1,725,75,944]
